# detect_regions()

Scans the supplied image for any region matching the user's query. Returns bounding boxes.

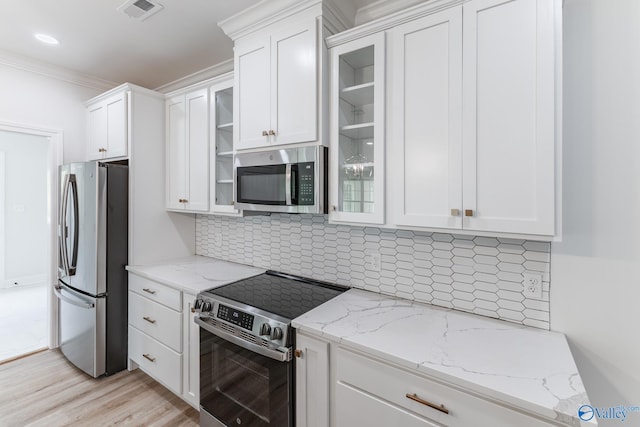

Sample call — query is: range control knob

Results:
[194,299,203,310]
[201,301,212,313]
[260,323,271,336]
[271,327,283,340]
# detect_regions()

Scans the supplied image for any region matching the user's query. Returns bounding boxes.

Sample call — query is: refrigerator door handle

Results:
[59,173,71,277]
[68,175,79,276]
[54,284,95,309]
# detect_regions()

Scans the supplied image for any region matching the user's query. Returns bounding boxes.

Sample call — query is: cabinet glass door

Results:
[210,82,241,215]
[329,33,385,225]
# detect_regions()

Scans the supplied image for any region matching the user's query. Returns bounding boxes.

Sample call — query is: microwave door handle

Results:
[68,175,79,276]
[285,164,292,206]
[290,165,298,205]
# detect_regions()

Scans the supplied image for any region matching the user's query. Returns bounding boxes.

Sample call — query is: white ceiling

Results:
[0,0,387,91]
[0,0,264,89]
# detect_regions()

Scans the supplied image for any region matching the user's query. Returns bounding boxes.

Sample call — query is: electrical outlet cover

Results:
[522,272,543,299]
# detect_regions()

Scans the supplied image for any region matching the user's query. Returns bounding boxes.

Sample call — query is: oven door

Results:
[198,319,292,427]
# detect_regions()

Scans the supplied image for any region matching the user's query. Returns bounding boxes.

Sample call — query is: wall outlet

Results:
[523,272,543,299]
[366,252,381,272]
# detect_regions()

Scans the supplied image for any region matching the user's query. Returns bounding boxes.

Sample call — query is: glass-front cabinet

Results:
[210,79,241,216]
[329,32,385,225]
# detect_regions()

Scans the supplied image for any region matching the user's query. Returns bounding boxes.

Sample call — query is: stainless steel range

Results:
[194,270,348,427]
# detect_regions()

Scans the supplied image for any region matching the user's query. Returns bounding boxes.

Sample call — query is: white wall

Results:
[0,63,107,162]
[552,0,640,422]
[0,131,49,286]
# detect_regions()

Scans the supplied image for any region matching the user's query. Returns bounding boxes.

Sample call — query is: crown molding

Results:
[327,0,464,48]
[355,0,438,25]
[154,59,234,94]
[0,49,117,92]
[219,0,328,41]
[163,71,234,97]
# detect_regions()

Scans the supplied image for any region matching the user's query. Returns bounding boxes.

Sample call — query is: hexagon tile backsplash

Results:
[196,214,551,330]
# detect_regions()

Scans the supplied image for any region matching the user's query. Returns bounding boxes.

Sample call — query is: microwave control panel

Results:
[297,162,314,205]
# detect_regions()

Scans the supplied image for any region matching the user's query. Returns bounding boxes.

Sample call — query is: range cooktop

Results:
[202,270,348,320]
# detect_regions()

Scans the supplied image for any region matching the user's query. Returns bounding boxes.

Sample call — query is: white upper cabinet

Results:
[388,0,558,237]
[219,1,348,152]
[329,32,386,225]
[234,15,318,150]
[235,37,271,149]
[87,90,128,160]
[209,78,241,216]
[389,7,463,230]
[166,88,209,212]
[461,0,556,235]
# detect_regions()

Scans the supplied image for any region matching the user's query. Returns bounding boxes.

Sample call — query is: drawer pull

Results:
[143,316,156,324]
[406,393,449,415]
[143,353,156,363]
[294,349,303,358]
[142,288,156,295]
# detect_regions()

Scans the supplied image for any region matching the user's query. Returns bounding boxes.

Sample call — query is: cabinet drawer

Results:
[129,273,181,311]
[334,347,554,427]
[129,292,182,352]
[128,326,182,394]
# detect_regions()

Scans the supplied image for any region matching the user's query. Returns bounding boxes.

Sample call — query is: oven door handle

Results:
[195,316,292,362]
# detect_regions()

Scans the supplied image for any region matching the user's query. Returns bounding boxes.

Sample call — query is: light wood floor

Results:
[0,349,199,427]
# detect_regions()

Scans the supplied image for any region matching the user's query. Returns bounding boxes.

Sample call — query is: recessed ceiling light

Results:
[34,33,59,45]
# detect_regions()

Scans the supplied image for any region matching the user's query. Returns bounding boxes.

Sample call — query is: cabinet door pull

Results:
[294,349,303,358]
[143,316,156,324]
[405,393,449,415]
[262,130,269,136]
[450,209,460,216]
[143,353,156,362]
[142,288,156,295]
[268,129,276,136]
[464,209,474,217]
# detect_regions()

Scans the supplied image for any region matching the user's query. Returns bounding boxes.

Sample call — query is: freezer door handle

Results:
[54,285,95,309]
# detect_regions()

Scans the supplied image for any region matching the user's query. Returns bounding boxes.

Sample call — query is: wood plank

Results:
[0,349,198,427]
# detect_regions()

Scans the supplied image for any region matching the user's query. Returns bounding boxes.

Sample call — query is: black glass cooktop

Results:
[207,271,348,320]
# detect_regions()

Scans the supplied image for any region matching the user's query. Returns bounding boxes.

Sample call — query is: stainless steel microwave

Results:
[234,146,327,214]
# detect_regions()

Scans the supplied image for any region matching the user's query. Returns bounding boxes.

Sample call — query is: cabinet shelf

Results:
[340,123,374,139]
[217,122,233,131]
[216,150,233,157]
[341,82,374,106]
[216,179,233,184]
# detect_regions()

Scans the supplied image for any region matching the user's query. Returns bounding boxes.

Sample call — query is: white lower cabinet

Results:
[295,334,559,427]
[128,326,182,393]
[295,332,330,427]
[333,347,556,427]
[127,273,199,409]
[183,292,200,408]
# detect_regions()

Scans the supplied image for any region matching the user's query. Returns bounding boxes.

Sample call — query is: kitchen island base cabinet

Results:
[127,273,199,410]
[333,347,559,427]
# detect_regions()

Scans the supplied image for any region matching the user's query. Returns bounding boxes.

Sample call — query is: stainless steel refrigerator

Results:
[55,161,128,378]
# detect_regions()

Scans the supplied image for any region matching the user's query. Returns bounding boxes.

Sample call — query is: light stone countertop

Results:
[125,255,265,295]
[292,288,595,427]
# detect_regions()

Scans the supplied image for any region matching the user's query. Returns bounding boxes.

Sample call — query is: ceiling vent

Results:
[118,0,164,21]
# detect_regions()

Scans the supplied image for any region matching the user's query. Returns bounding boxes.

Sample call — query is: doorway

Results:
[0,123,62,362]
